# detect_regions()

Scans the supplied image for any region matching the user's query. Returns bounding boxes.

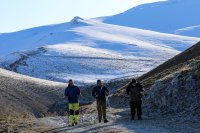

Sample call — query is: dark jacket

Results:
[65,85,80,103]
[126,83,144,102]
[92,86,109,101]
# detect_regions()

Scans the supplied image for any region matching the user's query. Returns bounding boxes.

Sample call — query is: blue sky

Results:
[0,0,162,33]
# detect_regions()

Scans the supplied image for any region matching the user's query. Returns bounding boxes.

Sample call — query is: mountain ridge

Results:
[103,0,200,37]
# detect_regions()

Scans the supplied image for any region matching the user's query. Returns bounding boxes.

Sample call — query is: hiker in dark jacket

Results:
[65,79,81,126]
[92,80,109,123]
[126,78,144,120]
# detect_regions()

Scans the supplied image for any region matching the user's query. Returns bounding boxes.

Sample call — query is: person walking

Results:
[126,78,144,120]
[65,79,81,126]
[92,80,109,123]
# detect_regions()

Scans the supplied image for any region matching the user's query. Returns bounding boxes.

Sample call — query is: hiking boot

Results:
[99,120,101,123]
[68,123,74,127]
[138,117,142,120]
[75,122,78,125]
[104,119,109,123]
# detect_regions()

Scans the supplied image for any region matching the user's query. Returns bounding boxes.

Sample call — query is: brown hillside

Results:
[0,68,65,118]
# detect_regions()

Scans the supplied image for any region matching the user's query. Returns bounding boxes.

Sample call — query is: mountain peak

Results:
[70,16,84,25]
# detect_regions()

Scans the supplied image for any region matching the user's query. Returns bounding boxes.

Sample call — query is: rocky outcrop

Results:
[70,16,84,25]
[143,57,200,121]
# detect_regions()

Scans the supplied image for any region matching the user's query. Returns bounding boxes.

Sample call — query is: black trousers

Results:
[130,100,142,119]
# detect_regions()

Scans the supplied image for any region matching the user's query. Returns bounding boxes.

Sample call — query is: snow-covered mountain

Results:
[103,0,200,37]
[0,17,199,84]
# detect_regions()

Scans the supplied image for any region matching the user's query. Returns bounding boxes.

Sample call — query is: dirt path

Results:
[34,109,200,133]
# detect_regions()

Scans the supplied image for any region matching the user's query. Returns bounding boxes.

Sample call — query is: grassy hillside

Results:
[139,41,200,88]
[0,68,66,118]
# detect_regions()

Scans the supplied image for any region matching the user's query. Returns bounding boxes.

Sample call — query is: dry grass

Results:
[138,41,200,88]
[0,68,66,121]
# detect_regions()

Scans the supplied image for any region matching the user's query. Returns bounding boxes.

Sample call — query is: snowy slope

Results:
[103,0,200,37]
[0,17,199,84]
[0,17,87,56]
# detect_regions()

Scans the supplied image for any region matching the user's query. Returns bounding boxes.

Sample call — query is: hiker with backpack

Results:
[92,80,109,123]
[65,79,81,126]
[126,78,144,120]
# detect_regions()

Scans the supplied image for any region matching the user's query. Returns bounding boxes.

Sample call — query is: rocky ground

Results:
[2,107,200,133]
[143,56,200,121]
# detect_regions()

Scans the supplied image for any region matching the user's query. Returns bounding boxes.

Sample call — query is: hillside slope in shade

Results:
[0,68,65,117]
